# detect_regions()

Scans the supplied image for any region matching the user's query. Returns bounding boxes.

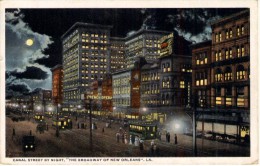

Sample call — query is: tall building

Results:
[61,23,112,111]
[139,32,192,129]
[125,29,169,69]
[51,64,63,105]
[110,37,126,72]
[191,10,250,142]
[112,57,146,120]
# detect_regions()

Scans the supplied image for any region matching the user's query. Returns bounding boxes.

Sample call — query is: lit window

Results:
[226,31,229,39]
[241,46,245,56]
[229,29,233,38]
[237,27,240,36]
[225,97,232,106]
[215,34,219,42]
[180,81,185,88]
[241,25,245,35]
[216,97,222,105]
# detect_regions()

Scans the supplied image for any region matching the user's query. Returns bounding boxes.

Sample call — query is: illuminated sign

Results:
[86,95,112,100]
[159,33,174,57]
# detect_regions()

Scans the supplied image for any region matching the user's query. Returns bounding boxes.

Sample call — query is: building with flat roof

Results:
[191,10,250,142]
[51,64,63,105]
[110,37,126,72]
[125,29,170,69]
[61,22,112,111]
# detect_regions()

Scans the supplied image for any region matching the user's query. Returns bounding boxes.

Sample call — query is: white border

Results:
[0,0,258,165]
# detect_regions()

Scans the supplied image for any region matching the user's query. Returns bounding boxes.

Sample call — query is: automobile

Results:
[22,136,35,151]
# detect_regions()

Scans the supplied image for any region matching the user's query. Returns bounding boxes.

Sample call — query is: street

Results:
[6,113,250,157]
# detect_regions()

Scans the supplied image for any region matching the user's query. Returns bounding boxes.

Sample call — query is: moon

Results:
[26,39,34,46]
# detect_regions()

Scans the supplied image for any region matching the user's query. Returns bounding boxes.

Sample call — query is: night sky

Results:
[5,8,246,98]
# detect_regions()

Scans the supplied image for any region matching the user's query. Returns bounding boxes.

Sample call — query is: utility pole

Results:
[56,103,60,137]
[89,98,93,151]
[192,91,198,157]
[83,92,93,151]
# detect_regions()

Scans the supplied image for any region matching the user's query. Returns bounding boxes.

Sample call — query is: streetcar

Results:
[129,122,157,140]
[34,114,45,122]
[52,117,72,130]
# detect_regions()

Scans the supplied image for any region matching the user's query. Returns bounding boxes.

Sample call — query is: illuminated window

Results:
[224,67,233,81]
[229,29,233,38]
[215,34,219,42]
[180,81,185,88]
[215,68,223,82]
[241,25,245,35]
[219,33,222,42]
[226,30,229,39]
[215,51,222,61]
[237,87,245,107]
[237,27,240,36]
[236,65,245,80]
[241,46,245,56]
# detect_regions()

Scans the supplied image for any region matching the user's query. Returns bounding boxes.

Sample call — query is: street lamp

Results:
[81,92,93,151]
[36,106,41,112]
[56,104,61,137]
[22,105,26,116]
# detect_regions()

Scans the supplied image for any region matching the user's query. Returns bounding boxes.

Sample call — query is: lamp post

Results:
[56,104,60,137]
[22,105,26,117]
[82,92,93,151]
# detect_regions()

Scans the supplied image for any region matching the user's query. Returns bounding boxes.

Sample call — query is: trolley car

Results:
[129,122,157,140]
[34,114,45,122]
[52,117,72,129]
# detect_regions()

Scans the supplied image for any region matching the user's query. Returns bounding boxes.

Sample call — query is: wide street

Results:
[5,112,250,157]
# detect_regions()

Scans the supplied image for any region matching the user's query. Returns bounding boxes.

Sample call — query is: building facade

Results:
[125,29,169,69]
[61,23,112,111]
[139,33,192,127]
[191,10,250,142]
[51,64,63,105]
[110,37,126,72]
[112,58,146,120]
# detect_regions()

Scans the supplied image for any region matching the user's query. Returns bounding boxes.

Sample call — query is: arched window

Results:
[162,94,165,105]
[215,68,223,82]
[166,94,169,105]
[236,65,245,80]
[224,67,233,81]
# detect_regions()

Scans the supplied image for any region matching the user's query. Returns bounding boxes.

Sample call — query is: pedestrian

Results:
[129,135,132,145]
[151,140,155,146]
[121,133,125,143]
[155,145,160,156]
[174,134,178,144]
[78,123,80,129]
[131,135,135,145]
[12,128,15,136]
[158,131,161,140]
[150,145,154,156]
[139,139,144,151]
[116,132,120,143]
[102,127,105,133]
[165,131,168,142]
[168,132,171,143]
[134,136,139,146]
[124,133,128,144]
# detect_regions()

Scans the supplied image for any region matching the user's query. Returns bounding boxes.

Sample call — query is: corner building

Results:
[191,10,250,142]
[61,23,112,111]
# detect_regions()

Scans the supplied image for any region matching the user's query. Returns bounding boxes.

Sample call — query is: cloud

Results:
[10,66,49,80]
[5,9,53,97]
